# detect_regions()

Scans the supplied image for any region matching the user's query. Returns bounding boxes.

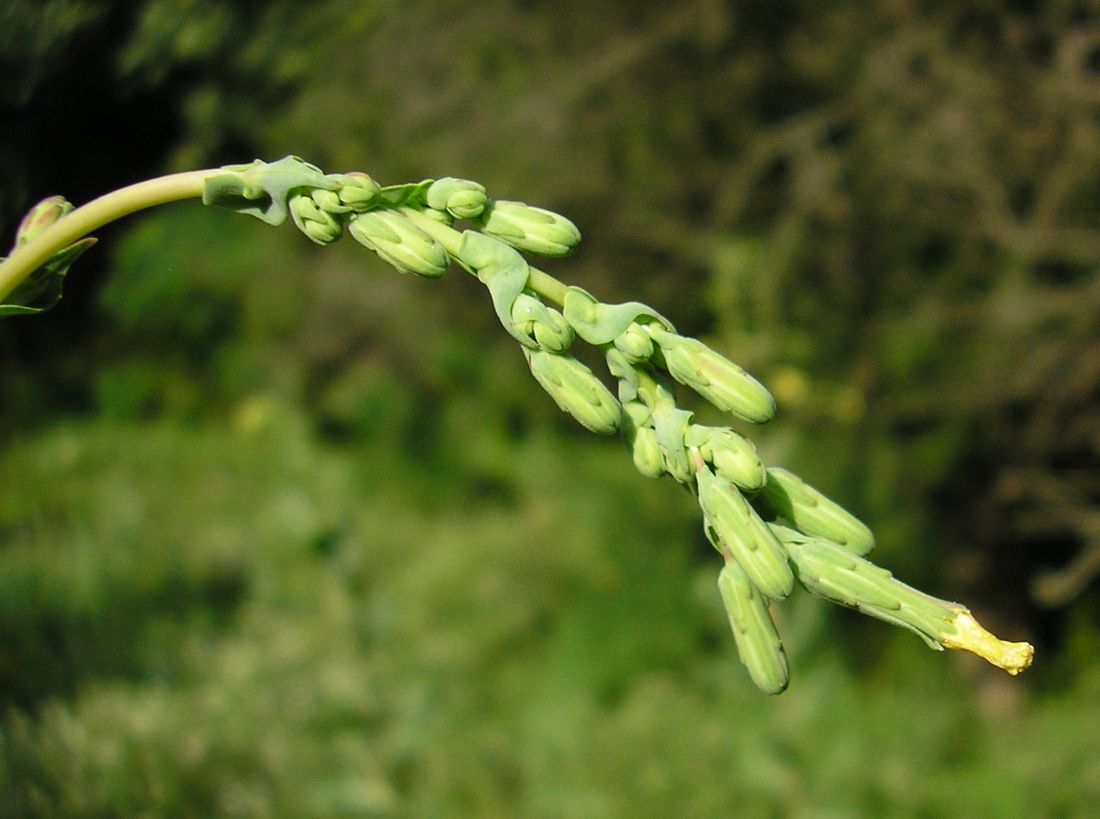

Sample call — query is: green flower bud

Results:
[510,293,575,352]
[334,172,382,210]
[778,527,906,614]
[478,200,581,257]
[760,468,875,555]
[613,322,656,363]
[310,188,351,214]
[15,196,73,246]
[648,326,776,424]
[631,424,665,479]
[712,435,766,491]
[697,467,794,600]
[348,210,450,277]
[427,177,489,220]
[775,526,1033,674]
[620,402,664,479]
[686,425,766,491]
[524,348,622,434]
[718,560,789,695]
[289,193,343,245]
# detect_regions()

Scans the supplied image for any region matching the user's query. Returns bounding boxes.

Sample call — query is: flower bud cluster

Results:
[197,157,1036,693]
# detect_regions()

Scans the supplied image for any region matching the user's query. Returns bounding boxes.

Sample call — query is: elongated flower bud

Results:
[698,467,794,600]
[348,210,449,277]
[621,402,665,479]
[776,526,1033,674]
[631,424,665,478]
[510,293,575,352]
[718,560,789,694]
[647,327,776,424]
[478,200,581,257]
[712,435,766,492]
[685,425,767,491]
[427,178,489,220]
[760,468,875,555]
[289,194,343,245]
[15,196,73,246]
[524,348,622,434]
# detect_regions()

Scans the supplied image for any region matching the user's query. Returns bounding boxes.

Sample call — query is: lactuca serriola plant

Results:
[0,156,1034,693]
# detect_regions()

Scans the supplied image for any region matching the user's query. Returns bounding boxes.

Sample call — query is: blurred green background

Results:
[3,1,1100,816]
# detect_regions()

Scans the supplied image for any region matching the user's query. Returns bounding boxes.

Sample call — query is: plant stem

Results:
[0,170,215,303]
[526,266,569,306]
[2,168,575,310]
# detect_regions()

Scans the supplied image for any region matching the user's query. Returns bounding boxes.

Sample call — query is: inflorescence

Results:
[4,156,1035,693]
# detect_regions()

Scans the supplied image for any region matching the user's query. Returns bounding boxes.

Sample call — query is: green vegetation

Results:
[0,417,1097,817]
[2,0,1099,815]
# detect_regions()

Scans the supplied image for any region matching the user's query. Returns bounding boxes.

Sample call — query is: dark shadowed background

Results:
[2,1,1099,816]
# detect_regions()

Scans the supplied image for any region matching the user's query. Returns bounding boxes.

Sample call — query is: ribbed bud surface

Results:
[524,348,622,434]
[761,468,875,555]
[719,561,789,694]
[348,210,449,277]
[648,327,776,423]
[698,467,794,600]
[478,200,581,257]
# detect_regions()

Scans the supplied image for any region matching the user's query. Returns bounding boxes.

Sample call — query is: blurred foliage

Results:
[3,0,1100,815]
[2,413,1099,817]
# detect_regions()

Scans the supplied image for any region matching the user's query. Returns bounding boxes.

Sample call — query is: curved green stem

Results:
[0,170,216,303]
[525,266,569,306]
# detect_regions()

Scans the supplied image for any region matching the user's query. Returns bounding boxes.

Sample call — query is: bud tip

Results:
[942,610,1034,675]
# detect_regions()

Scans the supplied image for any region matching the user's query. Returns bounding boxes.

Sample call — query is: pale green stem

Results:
[0,170,215,303]
[400,208,569,307]
[1,169,574,310]
[526,266,569,306]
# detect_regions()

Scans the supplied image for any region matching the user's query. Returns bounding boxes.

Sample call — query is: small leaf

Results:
[0,238,96,316]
